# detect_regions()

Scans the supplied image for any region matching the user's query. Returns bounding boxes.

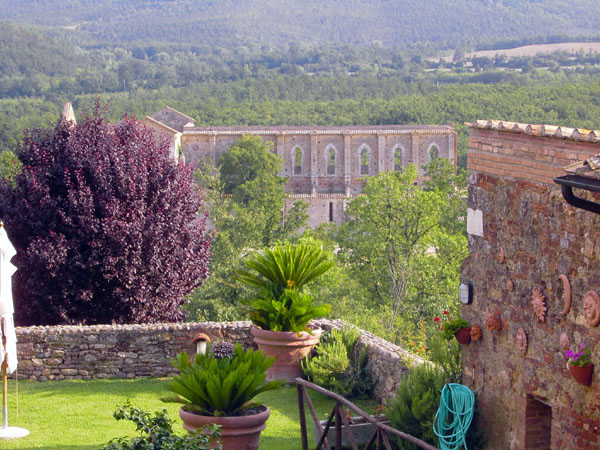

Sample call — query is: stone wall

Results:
[14,319,420,402]
[462,122,600,449]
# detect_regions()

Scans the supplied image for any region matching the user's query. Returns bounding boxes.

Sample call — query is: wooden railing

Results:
[296,378,438,450]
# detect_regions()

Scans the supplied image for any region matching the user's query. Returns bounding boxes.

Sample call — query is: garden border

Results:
[14,319,422,401]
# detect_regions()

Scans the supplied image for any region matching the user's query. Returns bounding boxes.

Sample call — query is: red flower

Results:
[443,310,449,315]
[434,317,440,322]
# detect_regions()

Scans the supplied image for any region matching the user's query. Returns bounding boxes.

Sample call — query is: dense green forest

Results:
[3,79,600,168]
[1,0,599,49]
[2,18,600,166]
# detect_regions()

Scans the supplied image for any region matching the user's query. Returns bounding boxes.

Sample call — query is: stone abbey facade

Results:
[142,106,457,226]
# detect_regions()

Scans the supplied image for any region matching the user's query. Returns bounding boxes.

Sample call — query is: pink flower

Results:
[434,317,440,322]
[443,310,449,315]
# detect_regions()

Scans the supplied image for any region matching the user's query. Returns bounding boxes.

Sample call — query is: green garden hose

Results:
[433,383,475,450]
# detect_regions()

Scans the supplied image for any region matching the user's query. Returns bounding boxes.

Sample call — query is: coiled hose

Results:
[433,383,475,450]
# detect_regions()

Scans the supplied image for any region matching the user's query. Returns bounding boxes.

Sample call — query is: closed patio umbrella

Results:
[0,223,29,439]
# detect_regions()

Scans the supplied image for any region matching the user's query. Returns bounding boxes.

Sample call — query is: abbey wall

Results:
[144,107,457,226]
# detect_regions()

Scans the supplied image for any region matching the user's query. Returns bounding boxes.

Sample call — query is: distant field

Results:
[431,42,600,63]
[468,42,600,58]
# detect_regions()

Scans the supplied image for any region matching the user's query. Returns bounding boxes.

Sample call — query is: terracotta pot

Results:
[251,326,322,383]
[454,327,472,345]
[569,363,593,386]
[180,406,270,450]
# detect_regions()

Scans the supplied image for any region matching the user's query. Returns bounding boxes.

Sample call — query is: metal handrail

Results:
[296,378,438,450]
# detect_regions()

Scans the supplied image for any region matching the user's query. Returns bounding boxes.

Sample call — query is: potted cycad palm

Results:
[236,243,333,382]
[163,342,283,450]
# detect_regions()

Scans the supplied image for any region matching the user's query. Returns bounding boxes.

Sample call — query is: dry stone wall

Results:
[462,124,600,449]
[14,319,419,402]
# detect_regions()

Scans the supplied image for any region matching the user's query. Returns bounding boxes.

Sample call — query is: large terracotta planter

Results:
[180,406,270,450]
[251,326,322,383]
[454,327,472,345]
[569,363,593,386]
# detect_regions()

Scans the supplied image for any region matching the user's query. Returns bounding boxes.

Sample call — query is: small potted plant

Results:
[163,342,284,450]
[440,316,472,345]
[566,342,593,386]
[236,243,333,382]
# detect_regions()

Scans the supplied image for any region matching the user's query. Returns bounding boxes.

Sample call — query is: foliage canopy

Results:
[1,105,211,325]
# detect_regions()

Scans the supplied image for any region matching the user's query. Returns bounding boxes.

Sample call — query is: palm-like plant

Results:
[163,343,283,417]
[245,288,331,333]
[236,243,334,299]
[236,243,333,333]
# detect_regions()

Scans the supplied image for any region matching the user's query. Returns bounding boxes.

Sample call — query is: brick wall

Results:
[13,319,420,402]
[462,125,600,449]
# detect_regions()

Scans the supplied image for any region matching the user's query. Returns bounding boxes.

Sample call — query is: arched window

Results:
[293,147,303,175]
[327,146,336,175]
[429,145,440,163]
[360,146,369,175]
[393,146,405,172]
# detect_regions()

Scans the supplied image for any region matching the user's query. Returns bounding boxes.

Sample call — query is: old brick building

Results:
[142,106,456,226]
[462,120,600,449]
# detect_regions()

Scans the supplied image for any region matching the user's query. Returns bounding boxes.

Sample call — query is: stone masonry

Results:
[143,107,456,226]
[461,120,600,449]
[14,319,421,403]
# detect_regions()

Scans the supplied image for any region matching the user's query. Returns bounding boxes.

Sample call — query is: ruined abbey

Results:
[142,106,457,226]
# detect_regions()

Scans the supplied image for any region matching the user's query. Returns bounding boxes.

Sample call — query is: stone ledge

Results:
[15,319,417,402]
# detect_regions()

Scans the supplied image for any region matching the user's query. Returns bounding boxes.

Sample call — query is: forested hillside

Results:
[1,0,599,49]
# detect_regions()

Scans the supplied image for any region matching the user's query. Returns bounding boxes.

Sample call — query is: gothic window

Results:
[360,147,369,175]
[394,146,404,172]
[429,145,440,163]
[327,146,336,175]
[293,147,303,175]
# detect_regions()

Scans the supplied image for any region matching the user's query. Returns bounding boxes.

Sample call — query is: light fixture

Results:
[460,281,473,305]
[192,333,211,355]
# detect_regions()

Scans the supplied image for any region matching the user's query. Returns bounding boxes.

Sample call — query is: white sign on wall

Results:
[467,208,484,237]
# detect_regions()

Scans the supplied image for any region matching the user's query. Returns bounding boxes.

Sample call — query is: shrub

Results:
[102,401,221,450]
[302,327,373,399]
[163,343,283,417]
[387,340,485,450]
[1,104,211,325]
[387,363,446,449]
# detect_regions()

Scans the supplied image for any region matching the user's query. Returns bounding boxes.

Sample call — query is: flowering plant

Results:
[566,342,592,367]
[435,311,470,341]
[434,310,450,328]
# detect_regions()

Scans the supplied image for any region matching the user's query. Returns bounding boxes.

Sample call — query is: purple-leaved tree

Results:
[1,105,211,325]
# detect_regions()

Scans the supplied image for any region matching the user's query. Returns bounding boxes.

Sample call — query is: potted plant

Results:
[163,342,283,450]
[441,317,472,345]
[566,342,593,386]
[236,243,333,382]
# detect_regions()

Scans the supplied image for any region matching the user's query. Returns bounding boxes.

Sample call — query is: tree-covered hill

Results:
[1,0,599,49]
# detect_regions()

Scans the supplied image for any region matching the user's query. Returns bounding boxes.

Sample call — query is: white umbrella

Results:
[0,223,28,439]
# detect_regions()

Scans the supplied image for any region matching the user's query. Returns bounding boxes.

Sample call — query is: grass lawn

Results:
[0,378,378,449]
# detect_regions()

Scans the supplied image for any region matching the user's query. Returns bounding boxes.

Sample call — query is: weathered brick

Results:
[463,126,600,450]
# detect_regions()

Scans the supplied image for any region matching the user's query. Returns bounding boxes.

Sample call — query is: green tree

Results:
[337,166,467,344]
[0,150,22,185]
[186,136,308,321]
